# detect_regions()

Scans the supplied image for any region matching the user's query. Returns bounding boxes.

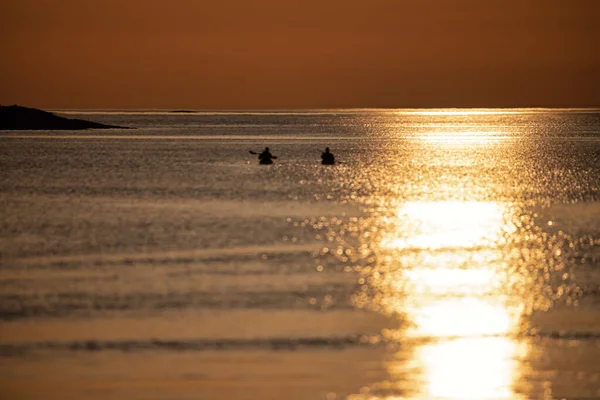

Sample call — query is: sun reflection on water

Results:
[418,131,509,144]
[327,112,588,400]
[382,201,510,251]
[411,337,527,400]
[364,200,527,399]
[406,109,527,116]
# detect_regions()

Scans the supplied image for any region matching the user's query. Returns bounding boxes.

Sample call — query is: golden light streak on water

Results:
[361,200,529,399]
[412,337,528,400]
[406,109,527,116]
[417,131,509,144]
[382,201,510,251]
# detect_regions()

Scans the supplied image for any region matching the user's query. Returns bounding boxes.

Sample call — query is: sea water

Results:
[1,109,600,399]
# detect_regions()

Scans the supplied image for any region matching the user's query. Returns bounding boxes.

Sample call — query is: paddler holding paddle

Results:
[249,147,277,165]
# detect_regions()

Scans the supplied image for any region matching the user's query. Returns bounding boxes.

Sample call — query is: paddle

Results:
[249,150,277,159]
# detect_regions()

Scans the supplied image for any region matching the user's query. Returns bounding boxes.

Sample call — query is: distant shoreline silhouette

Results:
[0,105,128,130]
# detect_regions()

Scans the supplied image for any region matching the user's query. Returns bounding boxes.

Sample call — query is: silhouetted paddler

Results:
[259,147,275,165]
[321,147,335,165]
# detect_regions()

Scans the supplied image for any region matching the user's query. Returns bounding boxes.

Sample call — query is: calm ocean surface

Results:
[1,109,600,399]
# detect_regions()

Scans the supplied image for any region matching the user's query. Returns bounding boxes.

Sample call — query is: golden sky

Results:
[1,0,599,109]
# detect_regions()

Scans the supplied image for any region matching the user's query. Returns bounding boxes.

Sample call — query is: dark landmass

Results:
[0,105,128,130]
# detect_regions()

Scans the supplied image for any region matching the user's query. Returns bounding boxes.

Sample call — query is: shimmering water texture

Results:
[1,109,600,399]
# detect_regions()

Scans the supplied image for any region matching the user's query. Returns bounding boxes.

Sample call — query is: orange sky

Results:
[1,0,599,109]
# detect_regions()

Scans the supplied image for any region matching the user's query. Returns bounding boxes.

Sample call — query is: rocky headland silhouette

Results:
[0,105,127,130]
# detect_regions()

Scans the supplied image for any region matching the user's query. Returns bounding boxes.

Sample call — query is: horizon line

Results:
[47,106,600,112]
